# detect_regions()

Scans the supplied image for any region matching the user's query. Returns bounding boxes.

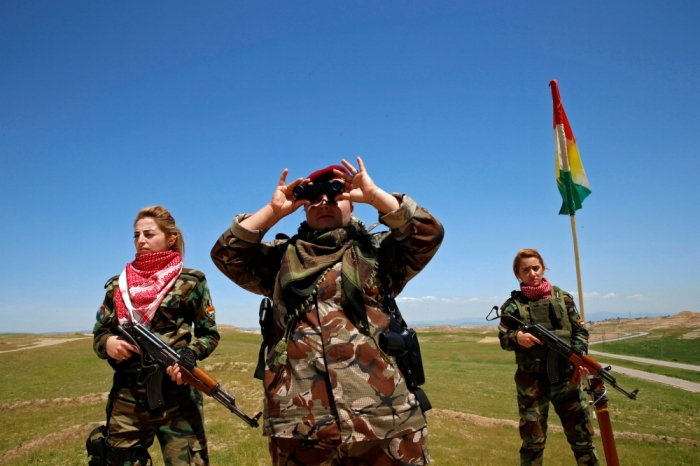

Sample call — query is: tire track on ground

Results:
[1,392,109,412]
[1,422,101,465]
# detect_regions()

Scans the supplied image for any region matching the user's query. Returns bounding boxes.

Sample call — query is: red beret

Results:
[306,165,350,183]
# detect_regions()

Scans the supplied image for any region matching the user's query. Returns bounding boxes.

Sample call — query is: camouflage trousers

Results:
[515,368,599,466]
[106,384,208,466]
[268,427,430,465]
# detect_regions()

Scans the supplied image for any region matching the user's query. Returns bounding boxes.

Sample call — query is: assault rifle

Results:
[119,322,263,428]
[497,312,639,400]
[488,307,638,466]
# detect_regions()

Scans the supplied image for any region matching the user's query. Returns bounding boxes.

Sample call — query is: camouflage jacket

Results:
[211,194,444,442]
[93,268,220,375]
[498,287,589,372]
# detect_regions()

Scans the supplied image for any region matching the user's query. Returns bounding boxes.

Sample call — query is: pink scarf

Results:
[114,251,183,326]
[520,277,553,301]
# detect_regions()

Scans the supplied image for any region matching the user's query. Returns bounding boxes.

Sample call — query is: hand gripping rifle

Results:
[119,322,263,428]
[488,307,638,466]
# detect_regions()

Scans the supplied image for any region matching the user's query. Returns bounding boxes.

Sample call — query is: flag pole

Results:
[550,79,590,321]
[569,214,585,320]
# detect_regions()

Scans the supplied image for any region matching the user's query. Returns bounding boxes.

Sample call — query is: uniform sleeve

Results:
[377,194,444,296]
[564,293,589,354]
[92,280,117,359]
[498,300,521,351]
[188,277,220,360]
[210,214,286,297]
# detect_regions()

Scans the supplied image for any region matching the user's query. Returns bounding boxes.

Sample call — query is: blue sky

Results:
[1,1,698,333]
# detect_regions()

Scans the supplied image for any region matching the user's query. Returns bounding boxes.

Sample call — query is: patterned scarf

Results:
[279,219,377,330]
[520,277,553,301]
[114,251,183,326]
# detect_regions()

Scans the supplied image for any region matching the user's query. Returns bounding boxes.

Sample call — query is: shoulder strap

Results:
[118,270,137,323]
[376,260,406,332]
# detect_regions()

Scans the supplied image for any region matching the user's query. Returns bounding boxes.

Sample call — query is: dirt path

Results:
[0,337,89,354]
[589,332,648,344]
[595,362,700,393]
[590,350,700,372]
[1,392,109,412]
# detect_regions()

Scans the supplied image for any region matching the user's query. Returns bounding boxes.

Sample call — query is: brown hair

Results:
[512,248,546,277]
[134,206,185,256]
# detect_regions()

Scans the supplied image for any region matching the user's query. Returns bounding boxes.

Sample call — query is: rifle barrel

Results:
[211,387,262,428]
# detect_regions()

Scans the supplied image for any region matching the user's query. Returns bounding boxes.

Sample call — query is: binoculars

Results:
[293,180,344,202]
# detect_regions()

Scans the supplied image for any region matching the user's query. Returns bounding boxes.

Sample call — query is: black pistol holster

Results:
[254,296,274,380]
[86,387,152,465]
[86,425,109,466]
[377,281,432,412]
[85,425,151,465]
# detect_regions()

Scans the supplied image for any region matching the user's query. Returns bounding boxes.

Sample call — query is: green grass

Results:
[2,328,700,465]
[594,328,700,365]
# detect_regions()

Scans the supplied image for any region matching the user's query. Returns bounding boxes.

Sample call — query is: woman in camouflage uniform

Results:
[211,158,443,465]
[93,206,219,465]
[498,248,599,466]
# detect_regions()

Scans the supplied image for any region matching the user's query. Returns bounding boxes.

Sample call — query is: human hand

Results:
[166,364,187,385]
[334,157,377,204]
[571,365,590,385]
[516,331,543,349]
[267,169,309,220]
[165,363,186,385]
[106,336,140,361]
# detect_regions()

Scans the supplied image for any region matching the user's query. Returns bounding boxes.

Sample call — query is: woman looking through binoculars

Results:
[210,157,444,465]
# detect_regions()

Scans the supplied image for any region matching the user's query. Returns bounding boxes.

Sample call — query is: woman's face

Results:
[134,217,174,254]
[305,190,354,230]
[517,257,544,287]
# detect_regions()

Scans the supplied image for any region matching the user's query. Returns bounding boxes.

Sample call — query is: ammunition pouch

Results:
[510,288,573,368]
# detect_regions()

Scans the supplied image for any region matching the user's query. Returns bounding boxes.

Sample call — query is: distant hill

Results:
[406,310,699,328]
[588,310,700,333]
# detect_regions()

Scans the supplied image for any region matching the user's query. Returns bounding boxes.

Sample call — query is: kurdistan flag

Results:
[549,79,591,215]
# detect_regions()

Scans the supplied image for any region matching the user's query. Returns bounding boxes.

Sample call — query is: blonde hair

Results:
[512,248,546,277]
[134,206,185,256]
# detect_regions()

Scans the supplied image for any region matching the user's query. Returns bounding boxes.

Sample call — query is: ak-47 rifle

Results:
[488,307,638,466]
[119,322,263,428]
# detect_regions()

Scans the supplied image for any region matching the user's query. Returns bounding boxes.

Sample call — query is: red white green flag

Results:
[549,80,591,215]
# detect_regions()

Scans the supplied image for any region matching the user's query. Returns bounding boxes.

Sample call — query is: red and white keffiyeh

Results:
[520,277,553,301]
[114,251,183,327]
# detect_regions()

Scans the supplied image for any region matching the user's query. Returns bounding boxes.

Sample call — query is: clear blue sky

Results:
[1,1,698,332]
